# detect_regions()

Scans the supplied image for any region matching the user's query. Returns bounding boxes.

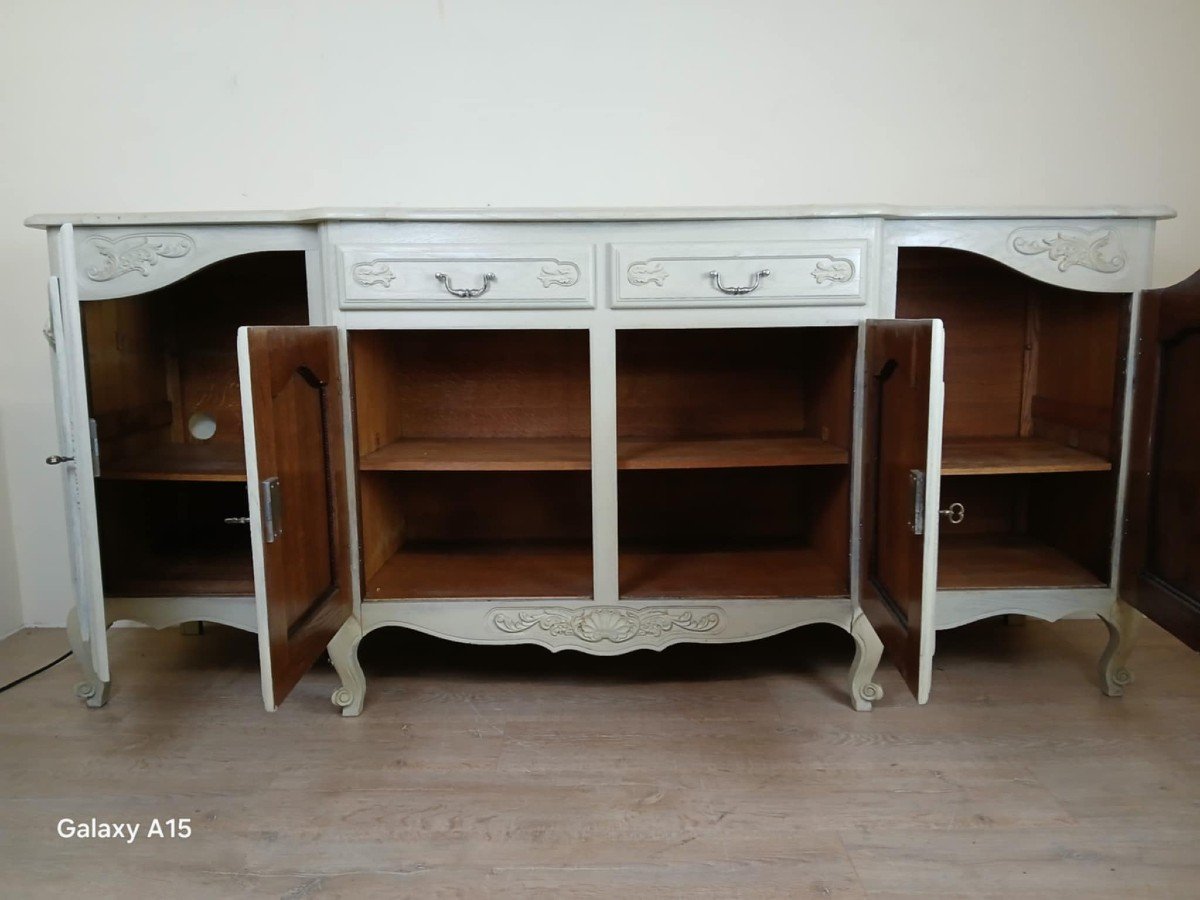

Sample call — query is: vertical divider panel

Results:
[590,326,619,602]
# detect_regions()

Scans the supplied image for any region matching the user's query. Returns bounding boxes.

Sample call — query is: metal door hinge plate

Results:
[261,476,282,543]
[89,418,100,476]
[909,469,925,535]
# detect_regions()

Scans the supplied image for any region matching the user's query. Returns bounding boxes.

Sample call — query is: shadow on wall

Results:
[0,410,25,636]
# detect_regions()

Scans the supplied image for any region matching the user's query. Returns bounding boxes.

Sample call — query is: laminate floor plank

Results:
[1,620,1198,897]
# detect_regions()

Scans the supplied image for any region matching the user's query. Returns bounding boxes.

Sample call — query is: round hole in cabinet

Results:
[187,412,218,441]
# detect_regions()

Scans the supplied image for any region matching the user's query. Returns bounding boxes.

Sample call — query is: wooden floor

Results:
[1,619,1198,898]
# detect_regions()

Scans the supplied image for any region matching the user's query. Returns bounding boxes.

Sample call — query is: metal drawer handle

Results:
[939,502,966,525]
[45,455,75,465]
[223,517,251,526]
[435,271,496,298]
[706,269,770,295]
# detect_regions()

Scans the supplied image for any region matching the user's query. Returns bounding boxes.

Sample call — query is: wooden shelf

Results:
[101,444,246,482]
[104,548,254,597]
[620,545,849,600]
[941,437,1111,476]
[360,437,590,472]
[618,435,848,470]
[359,435,849,473]
[937,534,1105,590]
[366,542,593,601]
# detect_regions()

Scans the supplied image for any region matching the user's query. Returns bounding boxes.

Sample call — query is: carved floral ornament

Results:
[85,233,195,282]
[491,606,723,643]
[1010,227,1126,273]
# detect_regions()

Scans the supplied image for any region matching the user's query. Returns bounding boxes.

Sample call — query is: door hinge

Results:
[89,418,100,476]
[261,476,283,543]
[909,469,926,536]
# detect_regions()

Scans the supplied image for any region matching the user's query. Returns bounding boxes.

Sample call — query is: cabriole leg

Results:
[1099,598,1142,697]
[328,617,366,717]
[66,607,110,708]
[848,610,884,711]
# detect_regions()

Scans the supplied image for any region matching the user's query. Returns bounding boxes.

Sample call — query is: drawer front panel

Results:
[612,241,867,308]
[340,244,594,309]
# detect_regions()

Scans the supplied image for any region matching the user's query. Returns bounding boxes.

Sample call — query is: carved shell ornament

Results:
[85,233,195,281]
[1010,227,1126,273]
[491,606,723,643]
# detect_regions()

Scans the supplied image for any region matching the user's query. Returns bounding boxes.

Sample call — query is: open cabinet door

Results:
[238,326,353,710]
[49,225,111,706]
[1121,273,1200,651]
[859,319,945,703]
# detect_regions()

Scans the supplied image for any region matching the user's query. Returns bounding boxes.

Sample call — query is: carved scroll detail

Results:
[85,233,194,281]
[537,262,580,288]
[811,257,855,284]
[1010,227,1126,273]
[627,262,669,286]
[491,606,722,643]
[351,261,397,287]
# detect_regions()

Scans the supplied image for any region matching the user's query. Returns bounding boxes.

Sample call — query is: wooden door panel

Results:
[860,319,945,701]
[1123,273,1200,650]
[239,326,352,709]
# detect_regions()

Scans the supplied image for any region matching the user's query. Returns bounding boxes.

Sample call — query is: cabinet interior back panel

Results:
[82,252,308,463]
[895,247,1128,453]
[351,329,591,452]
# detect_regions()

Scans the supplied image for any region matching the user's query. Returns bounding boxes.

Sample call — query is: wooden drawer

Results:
[339,244,594,309]
[611,241,867,308]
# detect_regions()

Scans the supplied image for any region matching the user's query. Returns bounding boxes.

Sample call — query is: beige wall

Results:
[1,0,1197,626]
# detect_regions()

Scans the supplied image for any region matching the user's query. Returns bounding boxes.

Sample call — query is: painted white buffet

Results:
[28,204,1195,716]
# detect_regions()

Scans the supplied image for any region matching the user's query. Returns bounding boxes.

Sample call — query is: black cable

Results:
[0,651,72,694]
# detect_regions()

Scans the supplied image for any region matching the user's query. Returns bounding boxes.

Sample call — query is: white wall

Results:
[1,0,1198,626]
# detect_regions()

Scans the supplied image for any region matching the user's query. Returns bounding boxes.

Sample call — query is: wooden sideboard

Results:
[27,206,1200,715]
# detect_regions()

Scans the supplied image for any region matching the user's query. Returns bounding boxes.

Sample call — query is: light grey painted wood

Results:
[339,242,595,310]
[25,204,1177,228]
[917,321,947,705]
[35,206,1177,714]
[52,225,111,702]
[611,239,866,308]
[588,326,619,604]
[236,327,277,712]
[935,588,1115,631]
[70,224,318,301]
[106,596,257,633]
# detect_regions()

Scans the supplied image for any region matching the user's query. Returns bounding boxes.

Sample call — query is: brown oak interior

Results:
[1122,271,1200,650]
[242,325,353,707]
[351,330,594,601]
[360,471,594,601]
[858,319,936,698]
[616,328,856,599]
[897,248,1127,590]
[95,480,255,596]
[351,329,591,467]
[82,252,309,597]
